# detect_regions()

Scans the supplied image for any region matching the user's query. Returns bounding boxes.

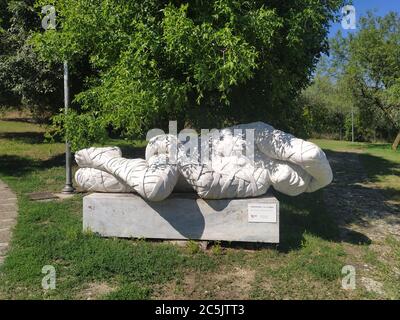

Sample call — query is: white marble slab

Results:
[83,193,279,243]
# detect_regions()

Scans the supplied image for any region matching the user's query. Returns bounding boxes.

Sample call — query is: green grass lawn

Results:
[0,119,399,299]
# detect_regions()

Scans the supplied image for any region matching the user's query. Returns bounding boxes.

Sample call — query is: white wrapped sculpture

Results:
[75,122,332,201]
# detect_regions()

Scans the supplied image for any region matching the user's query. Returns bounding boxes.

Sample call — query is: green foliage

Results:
[293,234,345,281]
[186,240,200,255]
[300,73,349,138]
[31,0,344,148]
[0,1,93,123]
[104,284,151,300]
[211,241,223,255]
[330,11,400,145]
[0,0,9,32]
[50,111,108,150]
[301,11,400,145]
[0,1,63,119]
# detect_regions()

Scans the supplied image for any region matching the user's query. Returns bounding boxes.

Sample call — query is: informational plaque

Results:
[248,203,277,223]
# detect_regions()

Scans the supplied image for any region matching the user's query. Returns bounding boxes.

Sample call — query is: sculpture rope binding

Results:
[75,122,333,201]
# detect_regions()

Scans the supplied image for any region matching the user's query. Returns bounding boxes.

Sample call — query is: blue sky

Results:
[329,0,400,38]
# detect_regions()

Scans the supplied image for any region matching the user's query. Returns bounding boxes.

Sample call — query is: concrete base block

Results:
[83,193,279,243]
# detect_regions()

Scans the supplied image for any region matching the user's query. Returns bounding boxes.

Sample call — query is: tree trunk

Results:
[392,131,400,151]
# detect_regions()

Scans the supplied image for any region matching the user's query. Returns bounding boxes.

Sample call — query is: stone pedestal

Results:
[83,193,279,243]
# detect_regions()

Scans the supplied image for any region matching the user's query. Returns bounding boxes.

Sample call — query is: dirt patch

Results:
[153,267,255,300]
[361,277,385,295]
[76,282,115,300]
[323,150,400,243]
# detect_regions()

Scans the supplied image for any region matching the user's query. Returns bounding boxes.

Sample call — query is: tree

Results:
[300,71,351,139]
[0,1,91,122]
[0,0,63,119]
[331,12,400,150]
[0,0,16,106]
[32,0,345,149]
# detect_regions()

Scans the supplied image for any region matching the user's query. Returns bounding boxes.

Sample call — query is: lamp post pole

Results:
[351,106,355,143]
[62,60,75,194]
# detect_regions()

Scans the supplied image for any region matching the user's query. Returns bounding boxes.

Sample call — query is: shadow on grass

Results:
[0,117,38,124]
[0,132,46,144]
[0,153,65,177]
[325,148,399,184]
[277,191,373,252]
[325,149,400,211]
[357,152,400,182]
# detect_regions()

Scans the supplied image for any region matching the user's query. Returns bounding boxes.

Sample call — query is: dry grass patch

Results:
[76,282,116,300]
[153,266,256,300]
